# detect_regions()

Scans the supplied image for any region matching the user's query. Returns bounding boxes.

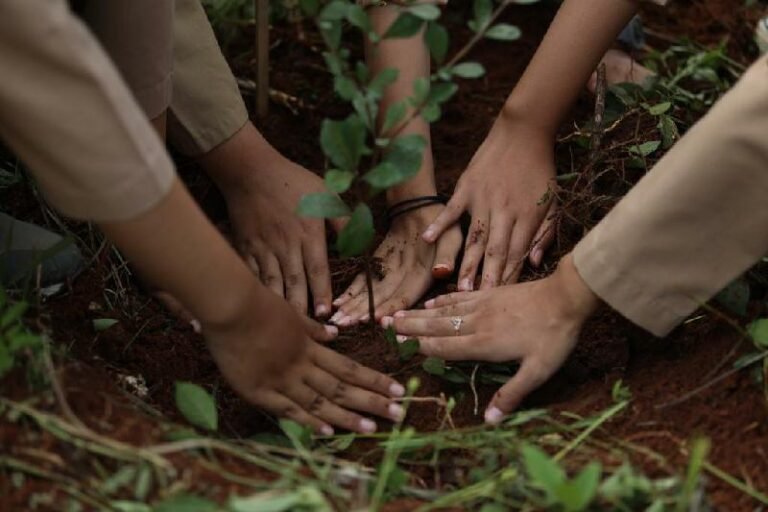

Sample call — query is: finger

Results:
[384,308,474,337]
[373,267,432,321]
[328,216,348,234]
[241,252,261,281]
[381,301,477,321]
[529,203,557,268]
[502,224,535,285]
[485,359,552,424]
[457,215,489,292]
[280,251,309,313]
[479,214,513,290]
[337,271,404,325]
[302,235,333,318]
[252,241,284,298]
[332,273,366,310]
[301,315,339,342]
[312,344,405,398]
[284,381,377,434]
[432,226,462,279]
[418,335,488,361]
[305,366,403,422]
[422,194,466,243]
[423,291,476,309]
[154,291,200,333]
[252,389,332,435]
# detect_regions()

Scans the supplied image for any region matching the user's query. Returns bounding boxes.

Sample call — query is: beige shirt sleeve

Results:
[0,0,175,222]
[573,55,768,337]
[168,0,250,156]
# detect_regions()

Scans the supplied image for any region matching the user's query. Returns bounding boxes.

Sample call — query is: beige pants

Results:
[574,55,768,336]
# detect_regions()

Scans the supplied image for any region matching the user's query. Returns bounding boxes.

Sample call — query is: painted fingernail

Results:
[190,319,202,334]
[316,304,329,317]
[394,311,406,318]
[320,425,335,436]
[324,325,339,337]
[360,418,377,433]
[424,299,435,309]
[432,264,452,279]
[484,407,504,425]
[389,383,405,397]
[381,316,394,328]
[422,226,435,241]
[388,403,405,421]
[459,279,473,292]
[396,335,408,343]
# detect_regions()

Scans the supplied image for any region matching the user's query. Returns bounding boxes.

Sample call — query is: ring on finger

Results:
[450,316,464,336]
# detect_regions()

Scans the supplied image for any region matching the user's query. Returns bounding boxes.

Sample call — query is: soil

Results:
[2,0,768,510]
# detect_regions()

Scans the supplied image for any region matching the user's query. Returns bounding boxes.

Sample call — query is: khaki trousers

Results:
[574,55,768,336]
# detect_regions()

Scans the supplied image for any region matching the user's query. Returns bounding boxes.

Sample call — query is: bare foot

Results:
[587,49,655,93]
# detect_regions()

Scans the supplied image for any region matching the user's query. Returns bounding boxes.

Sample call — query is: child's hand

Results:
[204,289,405,434]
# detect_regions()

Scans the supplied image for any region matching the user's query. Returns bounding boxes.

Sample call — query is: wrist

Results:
[498,94,558,141]
[552,252,600,323]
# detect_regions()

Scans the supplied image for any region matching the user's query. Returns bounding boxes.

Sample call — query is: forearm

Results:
[100,178,269,328]
[368,6,437,202]
[502,0,639,136]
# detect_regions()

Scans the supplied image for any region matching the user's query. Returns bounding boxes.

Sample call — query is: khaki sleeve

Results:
[0,0,175,222]
[168,0,250,156]
[573,56,768,337]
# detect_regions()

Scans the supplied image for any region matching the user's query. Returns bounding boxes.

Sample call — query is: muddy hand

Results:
[382,254,598,424]
[331,204,462,326]
[421,119,557,290]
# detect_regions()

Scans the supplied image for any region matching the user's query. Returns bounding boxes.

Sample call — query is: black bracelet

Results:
[386,195,447,224]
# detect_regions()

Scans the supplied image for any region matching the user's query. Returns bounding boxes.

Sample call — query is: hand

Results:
[422,118,557,290]
[204,287,405,435]
[382,253,598,424]
[330,204,462,326]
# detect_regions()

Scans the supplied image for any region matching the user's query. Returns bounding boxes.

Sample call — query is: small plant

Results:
[174,381,219,432]
[0,288,42,380]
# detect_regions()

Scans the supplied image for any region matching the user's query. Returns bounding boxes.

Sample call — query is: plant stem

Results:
[364,251,376,329]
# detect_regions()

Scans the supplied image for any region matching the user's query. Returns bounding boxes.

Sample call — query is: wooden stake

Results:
[255,0,269,118]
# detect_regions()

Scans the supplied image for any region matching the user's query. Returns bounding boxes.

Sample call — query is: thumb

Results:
[484,360,549,425]
[432,226,463,280]
[422,195,465,244]
[301,315,339,342]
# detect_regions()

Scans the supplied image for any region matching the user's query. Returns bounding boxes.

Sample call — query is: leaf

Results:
[93,318,118,332]
[298,0,319,17]
[484,23,522,41]
[658,115,679,148]
[748,319,768,349]
[319,1,348,21]
[336,204,375,258]
[452,62,486,79]
[628,140,661,157]
[421,102,441,123]
[153,494,218,512]
[428,82,458,104]
[422,356,446,375]
[334,75,358,101]
[279,419,313,449]
[228,486,330,512]
[0,343,14,378]
[473,0,493,30]
[174,382,218,432]
[345,4,371,31]
[363,134,426,188]
[1,301,27,329]
[384,12,423,39]
[297,192,350,219]
[383,326,398,349]
[320,115,369,171]
[408,4,441,20]
[521,444,566,494]
[412,77,430,104]
[324,170,354,194]
[382,101,407,134]
[648,101,672,115]
[425,22,449,64]
[715,277,750,316]
[397,339,420,361]
[554,462,601,512]
[319,20,342,51]
[369,68,399,99]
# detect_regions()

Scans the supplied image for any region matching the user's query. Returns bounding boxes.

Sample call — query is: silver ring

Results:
[450,316,463,335]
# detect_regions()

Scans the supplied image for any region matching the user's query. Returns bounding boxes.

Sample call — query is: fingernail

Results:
[484,407,504,425]
[432,264,452,279]
[532,248,543,267]
[424,299,435,309]
[324,325,338,337]
[316,304,329,317]
[381,316,394,328]
[422,226,435,241]
[388,403,405,421]
[389,383,405,397]
[361,314,370,322]
[396,335,408,343]
[359,418,377,433]
[333,297,344,306]
[190,319,202,334]
[394,311,406,318]
[459,278,473,292]
[320,425,334,436]
[330,311,343,324]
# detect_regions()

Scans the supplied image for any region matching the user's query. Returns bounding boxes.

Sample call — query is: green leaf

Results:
[174,382,218,432]
[748,319,768,349]
[473,0,493,30]
[398,339,420,361]
[279,419,313,449]
[153,494,218,512]
[484,23,522,41]
[648,101,672,115]
[324,170,354,194]
[345,4,371,31]
[1,301,27,329]
[628,140,661,157]
[715,277,750,316]
[384,12,424,39]
[320,115,368,171]
[369,68,399,99]
[298,0,319,17]
[297,192,350,218]
[363,135,426,188]
[428,82,458,104]
[319,1,348,21]
[382,101,407,134]
[319,20,342,50]
[658,115,679,148]
[422,356,446,375]
[93,318,118,332]
[425,22,449,64]
[554,462,601,512]
[452,62,486,79]
[383,326,398,349]
[408,4,441,20]
[334,75,358,100]
[412,77,430,104]
[336,204,375,258]
[521,444,566,494]
[228,486,330,512]
[0,343,14,378]
[421,102,441,123]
